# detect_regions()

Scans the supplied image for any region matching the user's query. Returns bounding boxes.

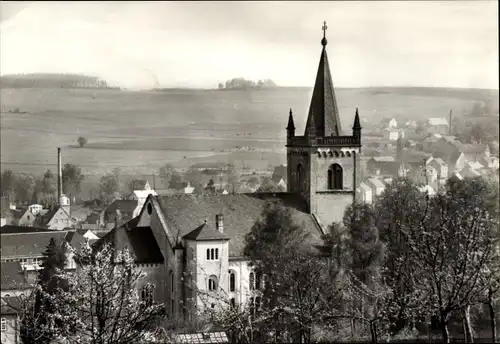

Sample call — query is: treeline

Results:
[218,77,277,90]
[207,176,499,343]
[0,73,110,89]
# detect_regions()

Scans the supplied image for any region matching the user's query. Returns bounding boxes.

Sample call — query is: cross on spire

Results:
[321,21,328,47]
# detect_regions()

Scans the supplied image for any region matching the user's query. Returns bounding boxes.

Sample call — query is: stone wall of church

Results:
[228,259,256,308]
[312,151,356,192]
[135,264,165,304]
[314,192,354,227]
[192,240,229,313]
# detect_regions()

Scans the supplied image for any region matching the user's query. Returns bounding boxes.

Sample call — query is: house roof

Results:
[427,117,449,126]
[105,200,138,214]
[124,226,164,264]
[0,225,60,234]
[370,156,395,163]
[1,261,27,290]
[303,32,342,136]
[92,218,163,264]
[357,182,372,193]
[367,178,386,189]
[458,143,488,154]
[183,222,231,241]
[0,231,69,257]
[34,206,72,227]
[0,297,22,315]
[156,193,324,257]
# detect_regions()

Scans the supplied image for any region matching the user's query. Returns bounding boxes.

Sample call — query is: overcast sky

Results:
[0,1,498,90]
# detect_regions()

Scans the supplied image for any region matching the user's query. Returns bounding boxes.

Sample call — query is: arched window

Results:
[229,270,236,292]
[328,164,343,190]
[297,164,303,186]
[208,275,218,291]
[255,271,262,290]
[249,272,255,291]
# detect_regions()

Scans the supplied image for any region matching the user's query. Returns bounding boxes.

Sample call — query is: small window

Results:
[1,317,6,332]
[208,275,218,291]
[147,203,153,215]
[229,270,236,292]
[249,272,255,291]
[207,248,219,261]
[230,298,236,308]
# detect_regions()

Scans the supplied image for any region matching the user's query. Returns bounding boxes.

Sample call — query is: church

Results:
[97,22,362,321]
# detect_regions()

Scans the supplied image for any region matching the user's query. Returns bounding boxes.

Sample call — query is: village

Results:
[1,3,499,344]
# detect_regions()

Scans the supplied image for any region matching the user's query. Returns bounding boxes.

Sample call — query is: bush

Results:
[77,136,88,147]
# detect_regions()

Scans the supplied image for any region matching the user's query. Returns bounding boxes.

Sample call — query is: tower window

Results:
[297,164,303,188]
[328,164,343,190]
[229,270,236,292]
[206,248,219,261]
[208,275,218,291]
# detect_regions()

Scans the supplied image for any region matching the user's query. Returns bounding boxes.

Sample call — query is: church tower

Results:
[286,21,361,227]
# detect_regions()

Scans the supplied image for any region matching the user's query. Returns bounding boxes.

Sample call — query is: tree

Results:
[168,171,184,190]
[374,178,429,334]
[62,164,84,197]
[42,169,56,205]
[242,200,344,343]
[184,167,205,193]
[159,164,175,189]
[21,237,68,344]
[99,173,120,204]
[408,177,499,343]
[77,136,88,148]
[1,169,17,201]
[43,243,166,343]
[225,164,240,194]
[342,202,387,342]
[204,178,216,194]
[15,174,35,204]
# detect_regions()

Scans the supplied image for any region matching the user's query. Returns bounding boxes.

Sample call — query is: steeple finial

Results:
[321,21,328,47]
[353,107,361,129]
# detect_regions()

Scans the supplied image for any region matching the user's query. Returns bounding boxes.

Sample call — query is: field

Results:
[1,86,497,181]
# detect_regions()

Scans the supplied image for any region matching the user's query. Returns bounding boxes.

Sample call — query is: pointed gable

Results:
[304,22,342,137]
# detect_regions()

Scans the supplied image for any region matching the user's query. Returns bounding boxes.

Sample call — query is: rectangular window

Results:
[1,318,6,331]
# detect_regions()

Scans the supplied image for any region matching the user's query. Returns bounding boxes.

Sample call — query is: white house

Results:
[366,178,386,197]
[356,182,373,204]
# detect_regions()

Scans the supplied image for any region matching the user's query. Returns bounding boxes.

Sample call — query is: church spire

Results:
[286,108,295,130]
[304,21,342,137]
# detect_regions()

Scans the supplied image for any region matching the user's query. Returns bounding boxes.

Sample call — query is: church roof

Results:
[183,222,231,241]
[157,193,324,258]
[304,22,342,137]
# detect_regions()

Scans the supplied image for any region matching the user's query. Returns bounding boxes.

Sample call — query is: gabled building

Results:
[9,208,36,227]
[102,200,138,228]
[93,24,362,321]
[34,205,75,231]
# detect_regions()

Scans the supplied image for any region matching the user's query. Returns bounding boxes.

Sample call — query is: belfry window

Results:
[328,164,343,190]
[297,164,303,186]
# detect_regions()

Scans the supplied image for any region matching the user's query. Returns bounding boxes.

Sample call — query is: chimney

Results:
[215,214,224,233]
[57,148,63,202]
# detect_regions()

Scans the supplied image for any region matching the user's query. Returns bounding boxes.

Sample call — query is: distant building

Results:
[102,200,138,228]
[426,117,449,135]
[366,178,386,198]
[271,165,287,190]
[1,296,21,344]
[383,128,405,141]
[8,208,36,227]
[366,156,398,176]
[34,205,75,231]
[356,182,373,204]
